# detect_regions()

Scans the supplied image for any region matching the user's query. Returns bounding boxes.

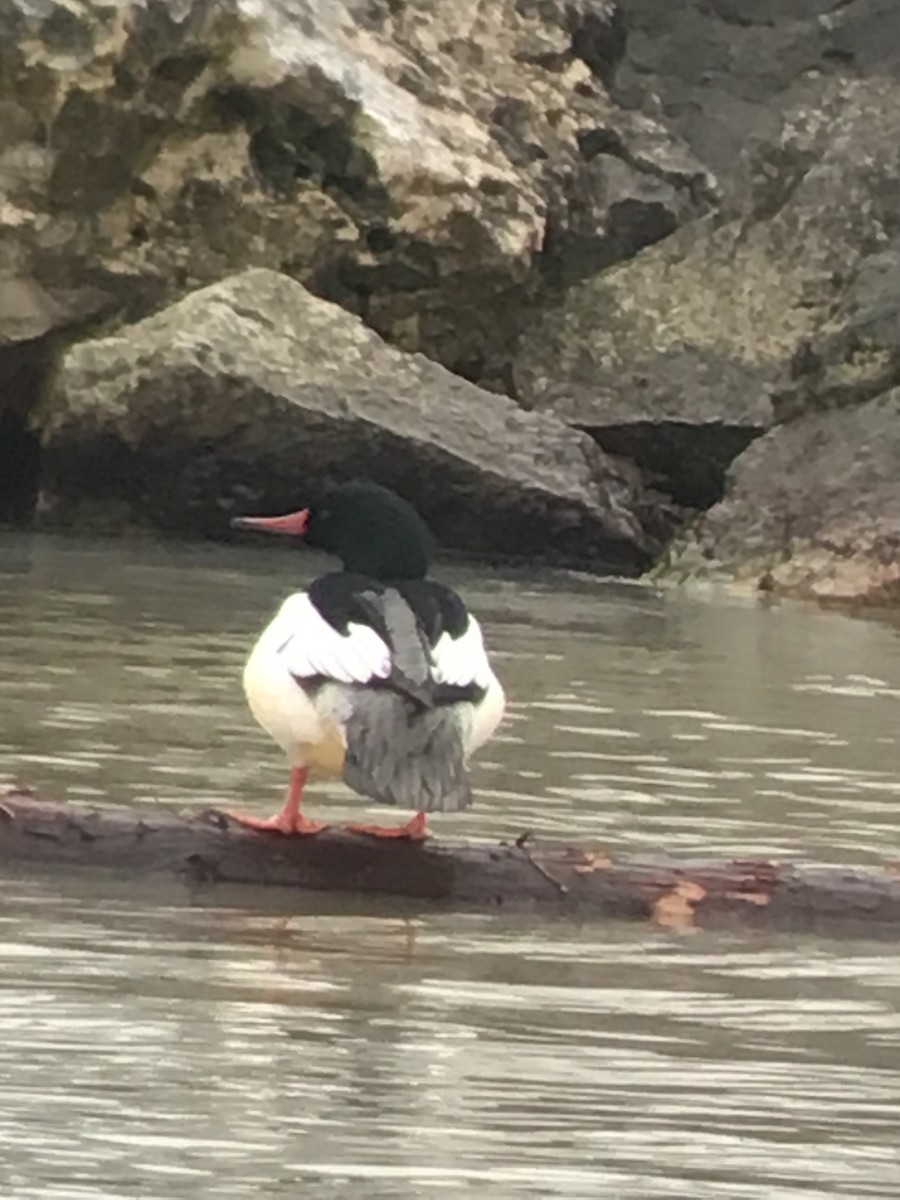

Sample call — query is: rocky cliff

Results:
[2,0,898,600]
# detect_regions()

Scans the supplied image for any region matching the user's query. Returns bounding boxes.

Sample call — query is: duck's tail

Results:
[342,689,473,813]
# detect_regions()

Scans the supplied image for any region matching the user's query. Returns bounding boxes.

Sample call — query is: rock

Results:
[0,0,712,400]
[656,391,900,605]
[773,239,900,422]
[513,75,900,514]
[518,343,773,509]
[7,0,900,592]
[36,269,672,572]
[613,0,900,208]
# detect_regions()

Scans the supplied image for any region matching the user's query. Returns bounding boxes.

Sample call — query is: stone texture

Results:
[518,345,772,509]
[657,392,900,605]
[613,0,900,209]
[0,0,712,397]
[4,0,900,600]
[37,269,672,571]
[513,74,900,521]
[773,239,900,422]
[518,74,900,395]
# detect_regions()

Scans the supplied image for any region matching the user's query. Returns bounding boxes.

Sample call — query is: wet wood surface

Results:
[2,787,899,938]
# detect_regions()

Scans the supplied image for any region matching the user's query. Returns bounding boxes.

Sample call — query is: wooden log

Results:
[2,786,899,938]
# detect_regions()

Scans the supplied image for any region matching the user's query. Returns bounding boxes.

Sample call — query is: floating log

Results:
[1,787,899,938]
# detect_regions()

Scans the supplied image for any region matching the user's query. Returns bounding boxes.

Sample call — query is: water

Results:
[1,531,900,1198]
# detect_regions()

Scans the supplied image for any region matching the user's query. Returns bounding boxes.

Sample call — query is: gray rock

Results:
[6,0,899,594]
[656,392,900,605]
[0,0,713,397]
[37,269,671,571]
[773,240,900,421]
[514,75,900,519]
[518,342,773,508]
[614,0,900,208]
[519,73,900,386]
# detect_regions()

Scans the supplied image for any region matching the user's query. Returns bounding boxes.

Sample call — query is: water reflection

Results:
[1,531,900,1198]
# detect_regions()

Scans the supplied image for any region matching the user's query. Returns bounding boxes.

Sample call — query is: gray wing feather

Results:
[357,588,433,705]
[342,690,473,812]
[341,587,475,812]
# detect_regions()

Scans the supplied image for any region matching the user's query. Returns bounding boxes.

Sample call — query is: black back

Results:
[308,573,482,709]
[309,574,468,646]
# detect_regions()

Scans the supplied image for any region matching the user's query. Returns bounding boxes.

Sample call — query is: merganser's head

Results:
[232,480,434,580]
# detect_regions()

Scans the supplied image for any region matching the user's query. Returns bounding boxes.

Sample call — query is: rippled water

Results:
[2,532,900,1198]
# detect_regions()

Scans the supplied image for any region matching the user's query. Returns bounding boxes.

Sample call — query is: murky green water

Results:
[1,532,900,1198]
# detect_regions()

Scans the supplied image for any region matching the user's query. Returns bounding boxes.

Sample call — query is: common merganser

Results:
[229,481,506,840]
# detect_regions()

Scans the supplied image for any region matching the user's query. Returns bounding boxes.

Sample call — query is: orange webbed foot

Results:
[226,810,327,836]
[344,811,429,841]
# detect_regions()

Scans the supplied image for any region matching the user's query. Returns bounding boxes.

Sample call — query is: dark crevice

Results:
[210,86,390,213]
[569,2,628,86]
[588,421,761,510]
[576,126,627,161]
[0,412,41,524]
[0,338,54,524]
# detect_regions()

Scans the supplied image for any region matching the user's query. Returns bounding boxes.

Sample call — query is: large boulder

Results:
[656,392,900,606]
[36,269,672,572]
[0,0,712,394]
[513,75,900,512]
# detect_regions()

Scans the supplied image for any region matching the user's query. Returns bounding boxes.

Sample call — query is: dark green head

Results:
[232,480,434,580]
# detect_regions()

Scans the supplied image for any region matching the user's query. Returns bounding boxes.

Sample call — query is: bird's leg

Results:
[227,768,327,835]
[344,810,429,841]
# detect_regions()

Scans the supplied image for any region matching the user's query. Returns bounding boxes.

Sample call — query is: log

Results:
[2,786,899,939]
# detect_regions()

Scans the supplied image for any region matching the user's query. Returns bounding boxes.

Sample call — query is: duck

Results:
[228,480,506,840]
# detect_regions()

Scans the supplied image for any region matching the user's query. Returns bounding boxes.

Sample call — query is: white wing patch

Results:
[274,594,391,685]
[266,594,495,694]
[430,617,493,689]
